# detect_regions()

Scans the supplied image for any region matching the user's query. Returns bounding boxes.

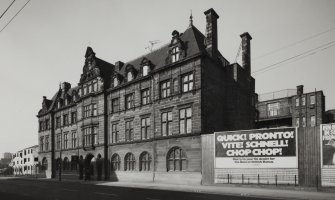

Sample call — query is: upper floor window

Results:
[111,98,119,113]
[295,98,299,107]
[63,133,68,149]
[45,136,49,151]
[125,93,134,110]
[311,116,316,127]
[139,152,151,171]
[182,73,194,93]
[142,65,149,76]
[179,107,192,134]
[63,114,69,126]
[310,95,315,105]
[302,117,306,127]
[167,147,187,171]
[302,97,306,106]
[92,81,98,92]
[56,117,61,129]
[45,119,50,130]
[84,127,97,146]
[296,117,300,127]
[40,137,44,151]
[171,47,180,63]
[127,71,133,82]
[160,80,171,98]
[71,132,77,148]
[141,88,150,105]
[111,123,119,143]
[71,111,77,124]
[84,104,97,118]
[124,153,135,171]
[92,104,97,116]
[56,134,61,150]
[84,105,91,118]
[162,111,172,136]
[267,102,280,117]
[125,120,134,141]
[141,117,150,140]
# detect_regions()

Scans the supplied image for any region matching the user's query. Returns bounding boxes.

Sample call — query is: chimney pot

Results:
[204,8,219,58]
[297,85,304,95]
[240,32,252,76]
[115,61,124,71]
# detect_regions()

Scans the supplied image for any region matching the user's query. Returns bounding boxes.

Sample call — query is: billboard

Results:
[215,127,297,168]
[321,123,335,168]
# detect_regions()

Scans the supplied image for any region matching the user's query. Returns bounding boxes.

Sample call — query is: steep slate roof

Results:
[116,24,207,75]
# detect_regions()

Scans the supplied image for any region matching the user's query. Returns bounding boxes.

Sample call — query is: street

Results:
[0,178,273,200]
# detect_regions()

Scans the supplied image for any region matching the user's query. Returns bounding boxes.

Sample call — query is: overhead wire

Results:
[0,0,31,34]
[0,0,16,20]
[252,41,335,75]
[252,26,335,61]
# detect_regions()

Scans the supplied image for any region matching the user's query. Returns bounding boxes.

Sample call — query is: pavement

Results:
[98,181,335,200]
[2,176,335,200]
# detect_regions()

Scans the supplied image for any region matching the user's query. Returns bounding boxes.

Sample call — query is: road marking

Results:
[94,192,118,197]
[62,189,79,192]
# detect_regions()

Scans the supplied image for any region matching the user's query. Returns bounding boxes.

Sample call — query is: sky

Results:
[0,0,334,155]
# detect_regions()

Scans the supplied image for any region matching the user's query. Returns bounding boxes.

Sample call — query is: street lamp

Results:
[59,129,62,181]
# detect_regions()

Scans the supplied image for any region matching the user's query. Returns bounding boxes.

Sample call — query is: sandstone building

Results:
[37,8,255,184]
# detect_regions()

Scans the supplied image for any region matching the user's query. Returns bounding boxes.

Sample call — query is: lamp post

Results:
[59,129,62,181]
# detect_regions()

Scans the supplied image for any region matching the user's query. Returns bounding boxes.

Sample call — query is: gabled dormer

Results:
[125,64,137,82]
[112,73,123,88]
[140,57,154,77]
[169,30,186,63]
[80,47,101,84]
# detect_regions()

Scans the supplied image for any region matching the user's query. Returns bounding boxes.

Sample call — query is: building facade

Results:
[256,85,325,129]
[37,8,256,184]
[11,145,39,175]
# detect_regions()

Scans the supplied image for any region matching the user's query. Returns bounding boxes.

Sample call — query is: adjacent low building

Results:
[256,85,326,129]
[11,145,39,175]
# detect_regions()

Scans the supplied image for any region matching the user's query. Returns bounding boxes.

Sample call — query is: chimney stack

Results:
[61,82,71,92]
[240,32,252,76]
[297,85,304,96]
[115,61,124,71]
[204,8,219,58]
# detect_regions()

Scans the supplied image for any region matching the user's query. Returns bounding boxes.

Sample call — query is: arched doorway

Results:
[84,154,94,180]
[41,157,48,170]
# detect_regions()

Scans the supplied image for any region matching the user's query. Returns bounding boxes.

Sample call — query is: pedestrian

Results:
[78,155,84,180]
[96,154,103,181]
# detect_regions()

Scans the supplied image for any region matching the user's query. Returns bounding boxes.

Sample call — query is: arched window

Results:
[111,154,121,171]
[63,157,70,171]
[71,156,79,171]
[142,65,149,76]
[127,71,133,82]
[113,77,119,87]
[139,152,151,171]
[124,153,135,171]
[167,147,187,171]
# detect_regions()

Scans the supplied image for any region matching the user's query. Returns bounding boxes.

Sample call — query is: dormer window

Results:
[57,101,61,109]
[127,71,133,82]
[113,77,119,87]
[142,65,149,76]
[172,47,180,63]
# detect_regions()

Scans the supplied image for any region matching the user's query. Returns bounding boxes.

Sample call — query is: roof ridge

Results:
[125,42,170,64]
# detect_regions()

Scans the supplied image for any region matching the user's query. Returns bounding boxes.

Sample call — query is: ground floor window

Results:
[41,157,48,170]
[124,153,135,171]
[167,147,187,171]
[139,151,151,171]
[111,154,121,171]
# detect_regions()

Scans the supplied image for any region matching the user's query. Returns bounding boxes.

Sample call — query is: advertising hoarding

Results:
[215,127,297,168]
[321,123,335,168]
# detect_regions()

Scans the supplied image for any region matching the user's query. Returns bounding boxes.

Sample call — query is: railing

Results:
[258,89,297,102]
